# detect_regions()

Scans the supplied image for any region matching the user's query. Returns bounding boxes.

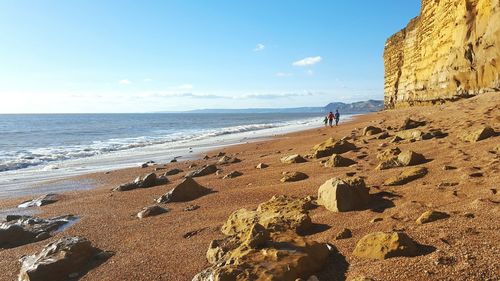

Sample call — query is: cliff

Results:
[384,0,500,109]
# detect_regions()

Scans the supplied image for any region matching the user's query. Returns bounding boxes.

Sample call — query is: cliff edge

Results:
[384,0,500,109]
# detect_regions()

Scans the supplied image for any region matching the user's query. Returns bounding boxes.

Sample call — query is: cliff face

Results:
[384,0,500,109]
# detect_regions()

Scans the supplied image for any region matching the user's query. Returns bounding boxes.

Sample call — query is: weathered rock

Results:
[383,167,428,186]
[0,215,77,249]
[221,195,314,236]
[353,232,419,260]
[311,138,357,158]
[395,129,424,140]
[397,150,427,166]
[335,228,352,240]
[324,154,357,167]
[443,165,457,170]
[280,171,308,182]
[255,163,269,169]
[183,205,200,211]
[460,126,496,142]
[377,131,390,139]
[317,177,370,212]
[384,0,500,109]
[422,129,448,140]
[363,126,383,136]
[196,195,331,281]
[164,168,183,176]
[376,147,401,161]
[156,178,211,203]
[217,156,241,165]
[114,173,169,191]
[137,205,169,219]
[400,118,426,130]
[185,164,218,178]
[18,236,110,281]
[18,194,61,208]
[223,171,243,179]
[280,154,307,164]
[389,135,403,143]
[416,210,450,224]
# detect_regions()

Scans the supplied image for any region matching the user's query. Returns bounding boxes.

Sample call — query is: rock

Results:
[223,171,243,179]
[311,138,357,158]
[416,210,450,224]
[195,195,331,281]
[396,150,427,166]
[377,131,390,139]
[183,205,200,211]
[469,172,483,178]
[396,129,424,140]
[422,129,448,140]
[217,156,241,165]
[203,155,210,160]
[185,164,218,178]
[370,217,383,223]
[156,177,211,203]
[216,152,226,157]
[170,159,178,163]
[0,215,77,249]
[114,173,168,191]
[383,167,428,186]
[255,163,269,169]
[141,163,149,168]
[400,118,426,130]
[324,154,357,167]
[363,126,383,136]
[18,193,61,208]
[221,195,314,236]
[137,205,169,219]
[335,228,352,240]
[164,168,183,175]
[460,126,496,142]
[443,165,457,170]
[280,171,308,182]
[317,177,370,212]
[376,147,401,161]
[353,232,419,260]
[280,154,307,164]
[18,236,110,281]
[389,135,403,143]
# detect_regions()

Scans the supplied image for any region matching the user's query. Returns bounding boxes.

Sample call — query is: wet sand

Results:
[0,92,499,281]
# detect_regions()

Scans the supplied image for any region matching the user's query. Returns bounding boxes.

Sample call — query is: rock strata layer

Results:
[384,0,500,108]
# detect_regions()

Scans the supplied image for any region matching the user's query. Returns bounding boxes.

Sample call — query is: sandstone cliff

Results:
[384,0,500,109]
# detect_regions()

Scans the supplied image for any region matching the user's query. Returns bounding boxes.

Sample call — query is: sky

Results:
[0,1,421,113]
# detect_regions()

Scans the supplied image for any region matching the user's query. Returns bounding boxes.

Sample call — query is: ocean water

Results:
[0,113,345,197]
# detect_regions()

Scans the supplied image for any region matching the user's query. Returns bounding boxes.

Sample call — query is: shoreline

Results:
[0,92,498,281]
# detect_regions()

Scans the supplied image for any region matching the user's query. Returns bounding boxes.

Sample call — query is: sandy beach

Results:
[1,92,499,281]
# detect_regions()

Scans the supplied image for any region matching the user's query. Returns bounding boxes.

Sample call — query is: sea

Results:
[0,113,351,198]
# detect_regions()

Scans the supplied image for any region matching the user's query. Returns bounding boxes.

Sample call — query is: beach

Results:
[1,92,499,280]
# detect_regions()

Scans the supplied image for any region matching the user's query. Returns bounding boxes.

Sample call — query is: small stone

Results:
[184,205,200,211]
[469,172,483,178]
[416,210,449,224]
[223,171,243,179]
[137,205,169,219]
[443,165,457,170]
[335,228,352,240]
[281,171,308,182]
[383,167,428,186]
[324,154,357,167]
[280,154,307,164]
[256,163,269,169]
[370,217,383,223]
[362,126,383,136]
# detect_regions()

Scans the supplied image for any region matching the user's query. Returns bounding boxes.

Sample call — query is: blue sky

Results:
[0,1,420,113]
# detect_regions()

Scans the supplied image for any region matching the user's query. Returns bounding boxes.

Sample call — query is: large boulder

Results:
[185,164,218,178]
[353,232,419,260]
[317,177,370,212]
[400,118,426,130]
[18,194,61,208]
[311,138,357,158]
[383,167,428,186]
[416,210,450,224]
[194,195,332,281]
[18,236,111,281]
[460,126,496,142]
[156,177,211,203]
[0,215,77,249]
[362,126,383,136]
[280,171,308,182]
[324,154,357,167]
[221,195,314,236]
[280,154,307,164]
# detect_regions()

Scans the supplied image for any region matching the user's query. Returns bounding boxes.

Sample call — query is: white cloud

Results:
[170,84,194,91]
[275,72,293,77]
[119,79,132,85]
[292,56,322,66]
[253,43,265,52]
[143,78,153,82]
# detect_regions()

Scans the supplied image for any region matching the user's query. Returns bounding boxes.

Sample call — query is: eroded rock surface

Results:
[353,232,419,260]
[460,126,496,142]
[324,154,357,167]
[185,165,218,178]
[18,194,61,208]
[114,173,169,191]
[383,167,428,186]
[376,150,426,170]
[156,178,211,203]
[310,138,356,158]
[317,177,370,212]
[19,236,111,281]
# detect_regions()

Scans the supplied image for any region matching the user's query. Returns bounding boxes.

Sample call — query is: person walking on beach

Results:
[323,116,328,127]
[335,109,340,126]
[327,111,334,127]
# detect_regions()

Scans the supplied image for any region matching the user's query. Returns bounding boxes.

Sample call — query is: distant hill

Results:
[161,100,383,114]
